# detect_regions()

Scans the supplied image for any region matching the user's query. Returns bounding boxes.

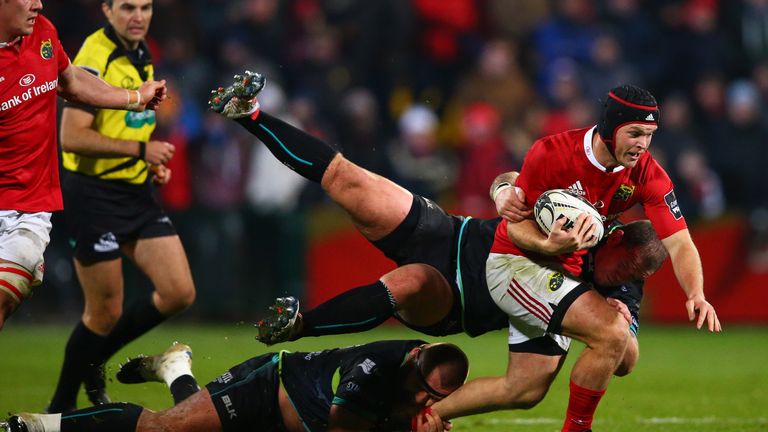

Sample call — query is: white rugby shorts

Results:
[0,210,52,284]
[486,253,589,351]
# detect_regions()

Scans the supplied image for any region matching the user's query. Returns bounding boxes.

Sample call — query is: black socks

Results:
[47,322,106,412]
[301,280,397,337]
[48,295,168,412]
[61,402,142,432]
[235,112,338,183]
[169,375,200,404]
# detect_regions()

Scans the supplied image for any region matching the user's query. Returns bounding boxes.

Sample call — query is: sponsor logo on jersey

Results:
[40,39,53,59]
[0,76,5,83]
[612,184,635,201]
[548,272,564,292]
[19,74,35,87]
[1,78,58,112]
[216,371,234,384]
[664,190,683,220]
[568,181,586,196]
[125,110,156,128]
[358,358,377,375]
[346,382,360,392]
[94,232,119,253]
[221,395,237,419]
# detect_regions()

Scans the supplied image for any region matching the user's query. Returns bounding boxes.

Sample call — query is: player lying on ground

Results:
[3,340,468,432]
[207,72,669,428]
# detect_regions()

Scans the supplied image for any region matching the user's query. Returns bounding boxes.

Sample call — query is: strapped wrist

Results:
[137,141,146,160]
[492,182,512,201]
[126,89,142,110]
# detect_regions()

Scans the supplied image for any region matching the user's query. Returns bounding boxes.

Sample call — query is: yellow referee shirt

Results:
[61,25,155,184]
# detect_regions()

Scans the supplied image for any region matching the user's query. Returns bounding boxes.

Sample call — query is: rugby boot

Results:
[255,296,301,346]
[83,364,111,406]
[208,70,265,118]
[117,342,192,384]
[2,414,45,432]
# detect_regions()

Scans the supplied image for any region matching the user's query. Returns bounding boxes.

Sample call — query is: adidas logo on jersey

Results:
[568,181,586,196]
[645,113,655,121]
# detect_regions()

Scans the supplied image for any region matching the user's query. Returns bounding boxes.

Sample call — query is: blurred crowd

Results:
[34,0,768,319]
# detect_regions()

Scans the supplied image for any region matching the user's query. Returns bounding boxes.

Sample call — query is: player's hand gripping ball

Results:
[534,189,604,242]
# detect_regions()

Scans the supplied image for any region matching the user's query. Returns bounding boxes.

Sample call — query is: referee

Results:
[47,0,195,412]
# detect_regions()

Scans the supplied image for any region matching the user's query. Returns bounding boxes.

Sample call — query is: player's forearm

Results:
[663,230,705,299]
[60,122,142,159]
[432,376,517,419]
[507,219,556,254]
[58,65,136,110]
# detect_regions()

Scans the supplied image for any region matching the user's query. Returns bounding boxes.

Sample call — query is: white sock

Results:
[37,413,61,432]
[161,359,193,387]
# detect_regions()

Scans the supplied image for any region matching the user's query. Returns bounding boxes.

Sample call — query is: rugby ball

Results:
[534,189,604,243]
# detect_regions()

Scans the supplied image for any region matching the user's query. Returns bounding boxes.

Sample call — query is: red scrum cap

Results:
[597,84,660,156]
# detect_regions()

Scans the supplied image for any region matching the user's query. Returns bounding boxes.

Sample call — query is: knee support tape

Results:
[0,262,34,303]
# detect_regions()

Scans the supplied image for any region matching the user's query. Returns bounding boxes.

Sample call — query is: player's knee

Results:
[156,284,195,315]
[615,337,639,377]
[84,306,122,334]
[602,317,631,359]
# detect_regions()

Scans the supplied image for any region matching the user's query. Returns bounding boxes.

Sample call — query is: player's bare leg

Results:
[0,290,19,331]
[123,235,196,318]
[210,72,414,241]
[558,291,630,431]
[135,389,222,432]
[0,258,35,331]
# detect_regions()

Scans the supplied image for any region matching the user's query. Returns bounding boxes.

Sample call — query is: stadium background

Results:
[15,0,768,325]
[1,1,767,430]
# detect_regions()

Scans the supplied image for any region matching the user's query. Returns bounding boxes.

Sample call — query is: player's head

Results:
[393,342,469,420]
[593,220,668,286]
[102,0,152,50]
[0,0,43,40]
[597,84,660,168]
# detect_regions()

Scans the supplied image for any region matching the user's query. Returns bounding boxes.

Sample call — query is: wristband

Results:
[492,182,512,201]
[126,89,142,110]
[138,141,146,160]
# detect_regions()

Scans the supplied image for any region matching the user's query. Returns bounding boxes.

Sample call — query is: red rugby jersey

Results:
[0,15,70,212]
[492,126,687,276]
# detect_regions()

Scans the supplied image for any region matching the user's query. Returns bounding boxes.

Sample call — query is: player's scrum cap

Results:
[597,84,660,147]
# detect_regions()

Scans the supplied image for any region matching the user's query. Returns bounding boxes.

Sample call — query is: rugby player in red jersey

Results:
[0,0,167,330]
[425,85,722,432]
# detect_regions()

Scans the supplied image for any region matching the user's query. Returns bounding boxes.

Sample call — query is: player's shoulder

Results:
[533,127,591,151]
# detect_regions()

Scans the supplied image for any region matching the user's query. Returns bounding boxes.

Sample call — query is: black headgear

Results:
[597,85,660,156]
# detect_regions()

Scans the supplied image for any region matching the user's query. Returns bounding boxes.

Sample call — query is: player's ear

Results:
[102,1,112,19]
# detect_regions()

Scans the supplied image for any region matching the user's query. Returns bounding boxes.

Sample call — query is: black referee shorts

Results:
[62,170,176,264]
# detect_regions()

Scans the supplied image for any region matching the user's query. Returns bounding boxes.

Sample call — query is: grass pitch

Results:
[0,324,765,431]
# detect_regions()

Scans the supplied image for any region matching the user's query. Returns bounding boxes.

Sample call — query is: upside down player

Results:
[0,0,166,331]
[425,85,722,432]
[207,72,671,428]
[3,340,469,432]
